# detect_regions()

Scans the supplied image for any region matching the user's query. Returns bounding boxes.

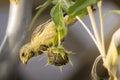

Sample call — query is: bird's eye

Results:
[22,53,25,57]
[31,51,34,56]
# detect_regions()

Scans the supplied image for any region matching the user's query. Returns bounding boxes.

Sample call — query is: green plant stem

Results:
[97,1,106,56]
[29,0,52,31]
[58,29,61,47]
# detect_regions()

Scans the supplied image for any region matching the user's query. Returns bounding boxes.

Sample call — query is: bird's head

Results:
[19,43,34,64]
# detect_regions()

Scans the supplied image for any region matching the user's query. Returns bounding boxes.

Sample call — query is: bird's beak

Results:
[22,60,27,64]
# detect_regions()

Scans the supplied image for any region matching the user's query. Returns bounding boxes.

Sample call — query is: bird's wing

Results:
[31,19,52,41]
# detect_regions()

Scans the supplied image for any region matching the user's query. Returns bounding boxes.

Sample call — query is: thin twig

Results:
[63,0,101,52]
[91,55,102,80]
[87,6,101,47]
[97,1,106,56]
[63,0,105,59]
[76,16,102,54]
[0,34,7,54]
[87,6,105,61]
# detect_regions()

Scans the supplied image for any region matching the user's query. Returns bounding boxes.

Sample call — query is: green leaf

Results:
[50,2,64,28]
[51,2,68,46]
[61,0,75,12]
[52,0,74,14]
[103,39,118,80]
[68,0,98,18]
[103,28,120,80]
[52,0,58,4]
[77,9,88,19]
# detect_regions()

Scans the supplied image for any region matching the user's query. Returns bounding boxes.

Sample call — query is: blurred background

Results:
[0,0,120,80]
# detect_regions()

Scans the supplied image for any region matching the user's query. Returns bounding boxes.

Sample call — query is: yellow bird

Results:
[19,16,76,64]
[20,20,57,64]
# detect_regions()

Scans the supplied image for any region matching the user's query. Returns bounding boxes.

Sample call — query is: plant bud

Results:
[47,47,70,66]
